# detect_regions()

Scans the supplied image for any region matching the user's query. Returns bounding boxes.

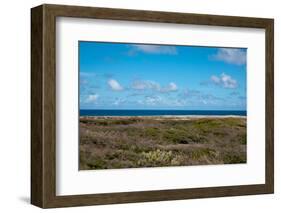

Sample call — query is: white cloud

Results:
[145,96,162,106]
[107,79,123,91]
[161,82,178,92]
[131,80,160,91]
[131,80,178,93]
[181,89,201,98]
[220,73,237,88]
[211,48,246,65]
[138,95,187,107]
[85,94,99,103]
[210,73,238,89]
[131,44,177,55]
[164,82,178,92]
[210,75,221,84]
[139,95,166,106]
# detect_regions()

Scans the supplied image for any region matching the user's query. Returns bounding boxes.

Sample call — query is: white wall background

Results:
[0,0,279,212]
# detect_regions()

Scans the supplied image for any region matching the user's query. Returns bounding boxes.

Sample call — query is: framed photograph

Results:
[31,4,274,208]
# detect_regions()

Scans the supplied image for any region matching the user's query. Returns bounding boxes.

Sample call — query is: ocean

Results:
[80,109,246,116]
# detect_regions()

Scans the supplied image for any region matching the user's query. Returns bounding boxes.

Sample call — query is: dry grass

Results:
[79,116,246,170]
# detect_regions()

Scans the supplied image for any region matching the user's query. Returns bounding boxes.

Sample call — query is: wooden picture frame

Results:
[31,4,274,208]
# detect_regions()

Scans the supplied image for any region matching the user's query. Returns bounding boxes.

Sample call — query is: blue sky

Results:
[79,41,246,110]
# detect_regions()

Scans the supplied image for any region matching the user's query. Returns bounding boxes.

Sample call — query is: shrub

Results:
[137,149,173,166]
[240,134,247,145]
[223,154,246,164]
[86,159,107,169]
[163,129,192,144]
[144,127,160,138]
[191,148,217,160]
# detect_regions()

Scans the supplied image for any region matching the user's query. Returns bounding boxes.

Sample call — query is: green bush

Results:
[86,159,107,169]
[144,127,160,138]
[163,129,192,144]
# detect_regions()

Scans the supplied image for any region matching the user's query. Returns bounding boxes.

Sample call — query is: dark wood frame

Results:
[31,4,274,208]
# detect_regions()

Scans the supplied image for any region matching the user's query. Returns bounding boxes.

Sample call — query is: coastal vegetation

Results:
[79,116,246,170]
